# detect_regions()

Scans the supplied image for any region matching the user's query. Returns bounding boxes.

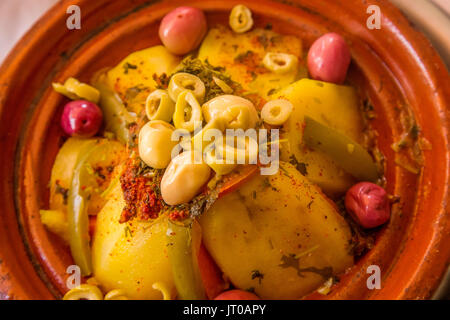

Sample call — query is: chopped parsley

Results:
[289,155,308,176]
[279,253,333,279]
[251,270,264,284]
[123,62,137,74]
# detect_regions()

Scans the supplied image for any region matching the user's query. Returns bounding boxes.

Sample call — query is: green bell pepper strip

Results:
[166,220,206,300]
[303,116,380,182]
[67,140,106,276]
[93,81,137,145]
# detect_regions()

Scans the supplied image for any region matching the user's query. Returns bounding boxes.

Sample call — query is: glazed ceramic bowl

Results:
[0,0,448,300]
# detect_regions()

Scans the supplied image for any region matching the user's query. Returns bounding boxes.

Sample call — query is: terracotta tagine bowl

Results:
[0,0,448,300]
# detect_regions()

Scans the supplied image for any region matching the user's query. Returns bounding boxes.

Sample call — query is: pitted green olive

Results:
[261,99,293,125]
[204,143,237,175]
[146,89,175,122]
[173,90,203,132]
[215,135,259,165]
[104,289,129,300]
[202,95,259,129]
[63,284,104,300]
[263,52,298,74]
[139,120,178,169]
[168,73,205,103]
[229,5,254,33]
[161,151,211,205]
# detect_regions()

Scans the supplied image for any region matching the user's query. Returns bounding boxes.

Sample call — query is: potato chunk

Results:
[200,162,353,299]
[92,184,175,300]
[104,45,181,114]
[277,79,364,196]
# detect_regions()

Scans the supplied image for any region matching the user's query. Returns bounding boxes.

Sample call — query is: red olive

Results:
[61,100,103,138]
[159,6,207,55]
[214,289,260,300]
[345,182,390,229]
[307,32,351,84]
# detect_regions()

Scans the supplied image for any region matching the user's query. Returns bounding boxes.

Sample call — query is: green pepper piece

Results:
[67,139,122,275]
[303,116,379,182]
[166,220,206,300]
[93,81,137,144]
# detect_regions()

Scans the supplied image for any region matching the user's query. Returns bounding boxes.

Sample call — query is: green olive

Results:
[104,289,129,300]
[52,77,100,103]
[168,73,205,103]
[229,5,253,33]
[145,89,175,122]
[63,284,103,300]
[173,90,203,132]
[202,95,259,129]
[263,52,298,74]
[139,120,178,169]
[261,99,293,125]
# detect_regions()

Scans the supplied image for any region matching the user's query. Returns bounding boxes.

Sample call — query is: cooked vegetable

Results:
[167,220,206,300]
[145,89,175,122]
[214,290,260,300]
[200,162,353,299]
[39,210,69,243]
[214,135,259,165]
[173,90,203,132]
[198,26,302,99]
[92,79,137,144]
[104,289,129,300]
[152,282,173,300]
[204,144,237,176]
[61,100,103,138]
[198,242,228,299]
[307,33,351,84]
[103,45,181,112]
[345,182,390,228]
[139,120,178,169]
[263,52,298,74]
[92,184,176,300]
[202,95,259,129]
[212,76,233,94]
[277,78,364,195]
[229,5,253,33]
[63,284,103,300]
[303,116,379,182]
[49,138,125,220]
[161,151,211,206]
[67,139,126,276]
[169,72,206,103]
[53,77,100,103]
[159,6,207,55]
[261,99,293,125]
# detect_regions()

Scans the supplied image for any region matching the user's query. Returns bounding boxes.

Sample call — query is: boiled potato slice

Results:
[104,45,181,114]
[276,79,364,196]
[276,79,364,141]
[92,184,175,300]
[200,162,353,300]
[198,25,304,100]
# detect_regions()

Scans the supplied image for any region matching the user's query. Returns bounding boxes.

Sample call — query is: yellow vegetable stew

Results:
[43,16,385,300]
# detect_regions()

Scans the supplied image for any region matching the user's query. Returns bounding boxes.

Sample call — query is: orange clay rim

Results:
[0,0,448,299]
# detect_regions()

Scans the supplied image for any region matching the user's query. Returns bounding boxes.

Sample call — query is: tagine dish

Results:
[38,4,427,300]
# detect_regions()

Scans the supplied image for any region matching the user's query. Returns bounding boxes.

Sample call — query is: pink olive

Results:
[159,6,207,55]
[345,182,390,229]
[214,290,260,300]
[307,32,351,84]
[61,100,103,138]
